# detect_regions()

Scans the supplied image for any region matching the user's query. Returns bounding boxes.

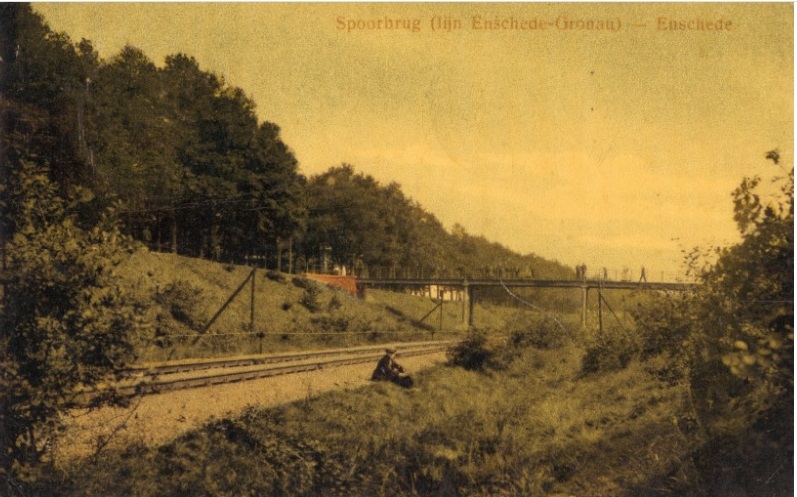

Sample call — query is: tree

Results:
[1,162,146,488]
[301,163,573,280]
[0,4,96,192]
[303,165,420,273]
[632,156,793,496]
[160,54,306,262]
[690,165,793,420]
[1,4,101,273]
[90,45,184,247]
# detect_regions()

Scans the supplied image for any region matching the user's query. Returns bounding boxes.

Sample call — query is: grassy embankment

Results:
[40,250,749,497]
[118,248,515,362]
[44,314,702,497]
[119,248,647,363]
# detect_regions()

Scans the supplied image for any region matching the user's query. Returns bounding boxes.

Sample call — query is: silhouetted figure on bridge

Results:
[639,266,647,283]
[372,348,413,388]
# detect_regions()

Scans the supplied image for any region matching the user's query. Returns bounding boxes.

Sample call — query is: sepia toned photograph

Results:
[1,2,793,496]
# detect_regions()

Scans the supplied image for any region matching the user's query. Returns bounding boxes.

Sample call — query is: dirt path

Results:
[56,352,446,463]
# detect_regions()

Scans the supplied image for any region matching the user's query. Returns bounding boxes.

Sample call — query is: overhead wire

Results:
[160,329,459,338]
[497,276,569,333]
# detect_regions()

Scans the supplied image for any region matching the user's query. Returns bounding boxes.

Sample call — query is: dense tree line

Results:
[2,5,306,264]
[300,165,570,280]
[1,4,571,280]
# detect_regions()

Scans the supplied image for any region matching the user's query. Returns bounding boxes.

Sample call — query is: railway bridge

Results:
[357,278,699,329]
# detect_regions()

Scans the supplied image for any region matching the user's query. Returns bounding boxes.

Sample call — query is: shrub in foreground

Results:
[446,329,492,370]
[581,329,640,375]
[1,163,146,488]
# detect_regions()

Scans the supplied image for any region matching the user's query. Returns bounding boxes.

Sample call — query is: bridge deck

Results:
[358,278,698,291]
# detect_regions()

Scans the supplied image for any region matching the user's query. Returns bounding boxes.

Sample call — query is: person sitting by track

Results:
[371,348,413,388]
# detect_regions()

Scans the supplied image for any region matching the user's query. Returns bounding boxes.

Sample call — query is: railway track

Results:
[97,340,455,399]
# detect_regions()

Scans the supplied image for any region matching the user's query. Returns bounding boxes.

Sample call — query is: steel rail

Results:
[123,345,448,396]
[86,343,454,402]
[126,340,456,378]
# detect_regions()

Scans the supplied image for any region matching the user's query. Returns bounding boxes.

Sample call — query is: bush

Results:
[479,313,577,371]
[310,315,349,333]
[0,162,147,484]
[447,330,492,371]
[581,330,640,375]
[266,270,287,283]
[328,294,343,311]
[154,280,204,330]
[291,276,313,290]
[629,293,693,359]
[299,284,323,313]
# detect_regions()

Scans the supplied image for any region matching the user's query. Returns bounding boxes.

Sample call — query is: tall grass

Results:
[46,313,703,497]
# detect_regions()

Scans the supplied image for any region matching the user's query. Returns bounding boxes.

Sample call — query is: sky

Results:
[34,3,793,280]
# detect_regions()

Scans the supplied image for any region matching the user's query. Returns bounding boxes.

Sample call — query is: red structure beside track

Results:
[306,273,365,297]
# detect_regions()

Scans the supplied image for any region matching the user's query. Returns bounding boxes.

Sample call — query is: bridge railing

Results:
[352,266,692,284]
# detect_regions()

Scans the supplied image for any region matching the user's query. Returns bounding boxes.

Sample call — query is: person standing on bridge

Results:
[372,348,413,388]
[639,266,647,283]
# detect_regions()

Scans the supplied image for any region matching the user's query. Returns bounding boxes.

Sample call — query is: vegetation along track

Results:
[100,340,455,399]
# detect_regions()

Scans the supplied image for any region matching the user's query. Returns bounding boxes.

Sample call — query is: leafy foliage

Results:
[299,283,323,313]
[580,330,640,375]
[0,4,97,194]
[446,329,492,370]
[150,280,206,349]
[1,162,145,486]
[154,280,205,330]
[631,164,793,420]
[629,292,693,360]
[688,167,793,424]
[629,160,793,495]
[2,5,307,266]
[302,165,420,274]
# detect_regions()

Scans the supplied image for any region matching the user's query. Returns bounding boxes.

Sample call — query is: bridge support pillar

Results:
[462,281,474,328]
[581,286,589,330]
